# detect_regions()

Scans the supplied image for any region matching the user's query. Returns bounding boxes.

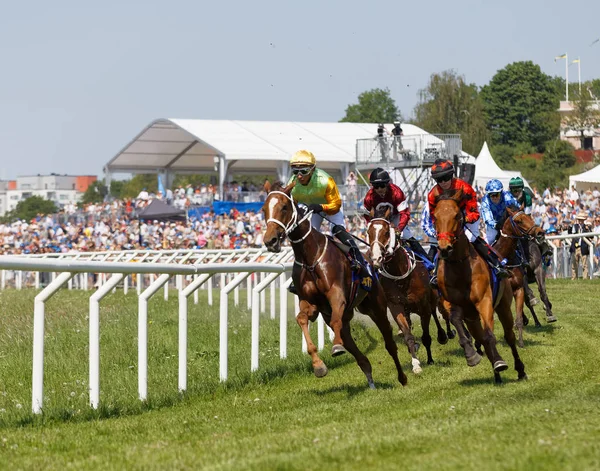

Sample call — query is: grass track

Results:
[0,280,599,470]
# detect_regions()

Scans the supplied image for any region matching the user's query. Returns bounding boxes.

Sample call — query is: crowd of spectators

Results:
[2,181,600,277]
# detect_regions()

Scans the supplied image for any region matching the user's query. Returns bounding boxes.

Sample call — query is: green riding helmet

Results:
[509,177,524,190]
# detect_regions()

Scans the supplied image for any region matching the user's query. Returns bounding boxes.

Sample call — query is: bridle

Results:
[368,218,415,281]
[500,211,538,240]
[265,191,327,270]
[265,191,313,244]
[436,213,464,246]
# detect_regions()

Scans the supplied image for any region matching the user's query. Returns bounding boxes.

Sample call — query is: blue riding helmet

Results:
[485,179,504,194]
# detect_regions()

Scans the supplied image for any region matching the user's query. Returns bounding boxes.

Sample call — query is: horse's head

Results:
[506,206,545,241]
[367,204,396,269]
[434,189,464,259]
[262,182,296,252]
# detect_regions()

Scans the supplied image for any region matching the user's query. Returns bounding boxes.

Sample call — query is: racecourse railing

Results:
[0,249,307,414]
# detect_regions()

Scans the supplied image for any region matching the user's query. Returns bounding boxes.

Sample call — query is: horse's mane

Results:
[270,181,286,192]
[436,189,461,202]
[373,203,393,219]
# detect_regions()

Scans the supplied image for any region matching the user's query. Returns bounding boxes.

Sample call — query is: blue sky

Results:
[0,0,598,179]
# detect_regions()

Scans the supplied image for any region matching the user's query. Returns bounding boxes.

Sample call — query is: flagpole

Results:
[565,53,569,102]
[578,58,581,95]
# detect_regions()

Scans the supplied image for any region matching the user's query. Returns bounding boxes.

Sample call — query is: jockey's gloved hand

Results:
[308,204,323,214]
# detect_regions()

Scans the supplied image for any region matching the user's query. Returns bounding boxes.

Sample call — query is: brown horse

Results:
[262,184,407,388]
[367,206,451,373]
[434,190,527,383]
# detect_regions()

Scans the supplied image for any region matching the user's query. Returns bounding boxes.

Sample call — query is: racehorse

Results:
[366,205,452,373]
[491,207,536,348]
[434,190,527,383]
[522,239,557,326]
[262,183,408,388]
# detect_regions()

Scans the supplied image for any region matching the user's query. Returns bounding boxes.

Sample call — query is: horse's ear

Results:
[369,208,375,218]
[453,188,464,202]
[384,207,391,219]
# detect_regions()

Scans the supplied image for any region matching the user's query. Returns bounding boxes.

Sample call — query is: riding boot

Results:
[430,260,439,288]
[332,225,365,272]
[538,239,553,266]
[473,237,510,279]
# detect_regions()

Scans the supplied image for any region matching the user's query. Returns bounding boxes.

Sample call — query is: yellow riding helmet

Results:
[290,150,316,167]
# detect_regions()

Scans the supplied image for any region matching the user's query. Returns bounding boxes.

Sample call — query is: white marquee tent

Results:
[104,119,448,197]
[569,165,600,191]
[473,142,530,190]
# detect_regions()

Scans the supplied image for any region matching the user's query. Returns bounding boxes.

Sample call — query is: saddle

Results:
[328,236,374,309]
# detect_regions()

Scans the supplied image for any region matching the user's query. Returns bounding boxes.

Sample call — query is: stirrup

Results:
[429,275,438,288]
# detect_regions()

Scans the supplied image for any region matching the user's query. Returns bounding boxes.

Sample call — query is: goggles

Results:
[489,192,501,198]
[435,174,452,183]
[372,182,388,189]
[291,166,314,176]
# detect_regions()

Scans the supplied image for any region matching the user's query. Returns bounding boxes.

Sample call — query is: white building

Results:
[0,174,95,216]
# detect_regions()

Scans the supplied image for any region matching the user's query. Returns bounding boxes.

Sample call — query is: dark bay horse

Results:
[262,184,407,388]
[522,239,557,326]
[367,205,451,373]
[434,190,526,383]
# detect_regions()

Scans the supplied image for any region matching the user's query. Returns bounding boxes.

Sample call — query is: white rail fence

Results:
[0,249,331,414]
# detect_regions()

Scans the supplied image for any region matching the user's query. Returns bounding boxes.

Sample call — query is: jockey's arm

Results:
[396,199,410,232]
[321,177,342,215]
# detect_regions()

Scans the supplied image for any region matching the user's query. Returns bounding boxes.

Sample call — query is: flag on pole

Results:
[157,174,166,196]
[571,58,580,64]
[554,53,567,62]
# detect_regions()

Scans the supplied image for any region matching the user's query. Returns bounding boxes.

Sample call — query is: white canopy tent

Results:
[104,119,431,196]
[569,165,600,191]
[473,142,530,191]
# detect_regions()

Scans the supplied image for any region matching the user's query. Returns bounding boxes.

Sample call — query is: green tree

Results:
[480,61,561,151]
[543,139,576,169]
[340,88,401,123]
[1,196,57,223]
[80,180,108,204]
[119,174,158,199]
[563,89,600,149]
[413,70,489,155]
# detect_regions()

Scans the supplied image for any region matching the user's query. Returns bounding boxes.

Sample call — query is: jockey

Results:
[508,177,533,215]
[427,159,509,279]
[480,179,520,244]
[363,167,430,261]
[508,177,553,263]
[287,149,366,271]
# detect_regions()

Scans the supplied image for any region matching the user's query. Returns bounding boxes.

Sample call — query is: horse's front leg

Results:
[296,300,328,377]
[326,287,348,356]
[438,298,456,340]
[388,301,421,374]
[446,300,480,367]
[513,286,526,348]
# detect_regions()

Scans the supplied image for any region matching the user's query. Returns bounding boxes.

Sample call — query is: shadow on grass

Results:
[311,381,397,399]
[458,373,526,387]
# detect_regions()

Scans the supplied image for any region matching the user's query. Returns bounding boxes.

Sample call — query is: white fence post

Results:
[32,271,75,414]
[89,273,125,409]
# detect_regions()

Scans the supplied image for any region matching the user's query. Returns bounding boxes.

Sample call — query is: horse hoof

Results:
[399,374,408,386]
[493,360,508,373]
[437,333,448,345]
[546,315,558,323]
[522,315,529,326]
[314,364,328,378]
[518,373,528,381]
[427,359,435,365]
[518,340,524,349]
[466,353,482,367]
[331,344,347,357]
[368,381,376,390]
[447,329,456,340]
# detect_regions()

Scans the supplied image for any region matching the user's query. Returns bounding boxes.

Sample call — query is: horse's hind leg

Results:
[296,300,328,378]
[389,303,422,374]
[430,292,448,345]
[496,293,527,380]
[438,299,456,340]
[536,266,557,323]
[524,277,541,327]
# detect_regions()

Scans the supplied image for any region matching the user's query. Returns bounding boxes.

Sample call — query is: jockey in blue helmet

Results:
[480,179,520,244]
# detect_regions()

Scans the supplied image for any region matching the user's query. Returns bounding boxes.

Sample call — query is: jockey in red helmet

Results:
[427,159,509,282]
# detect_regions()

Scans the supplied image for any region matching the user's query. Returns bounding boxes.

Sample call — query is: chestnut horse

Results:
[367,205,452,373]
[434,190,527,383]
[263,184,407,388]
[493,206,548,347]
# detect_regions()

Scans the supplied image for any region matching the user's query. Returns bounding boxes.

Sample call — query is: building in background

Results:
[0,174,97,216]
[559,100,600,152]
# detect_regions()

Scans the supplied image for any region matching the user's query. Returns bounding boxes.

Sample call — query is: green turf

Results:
[0,280,599,470]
